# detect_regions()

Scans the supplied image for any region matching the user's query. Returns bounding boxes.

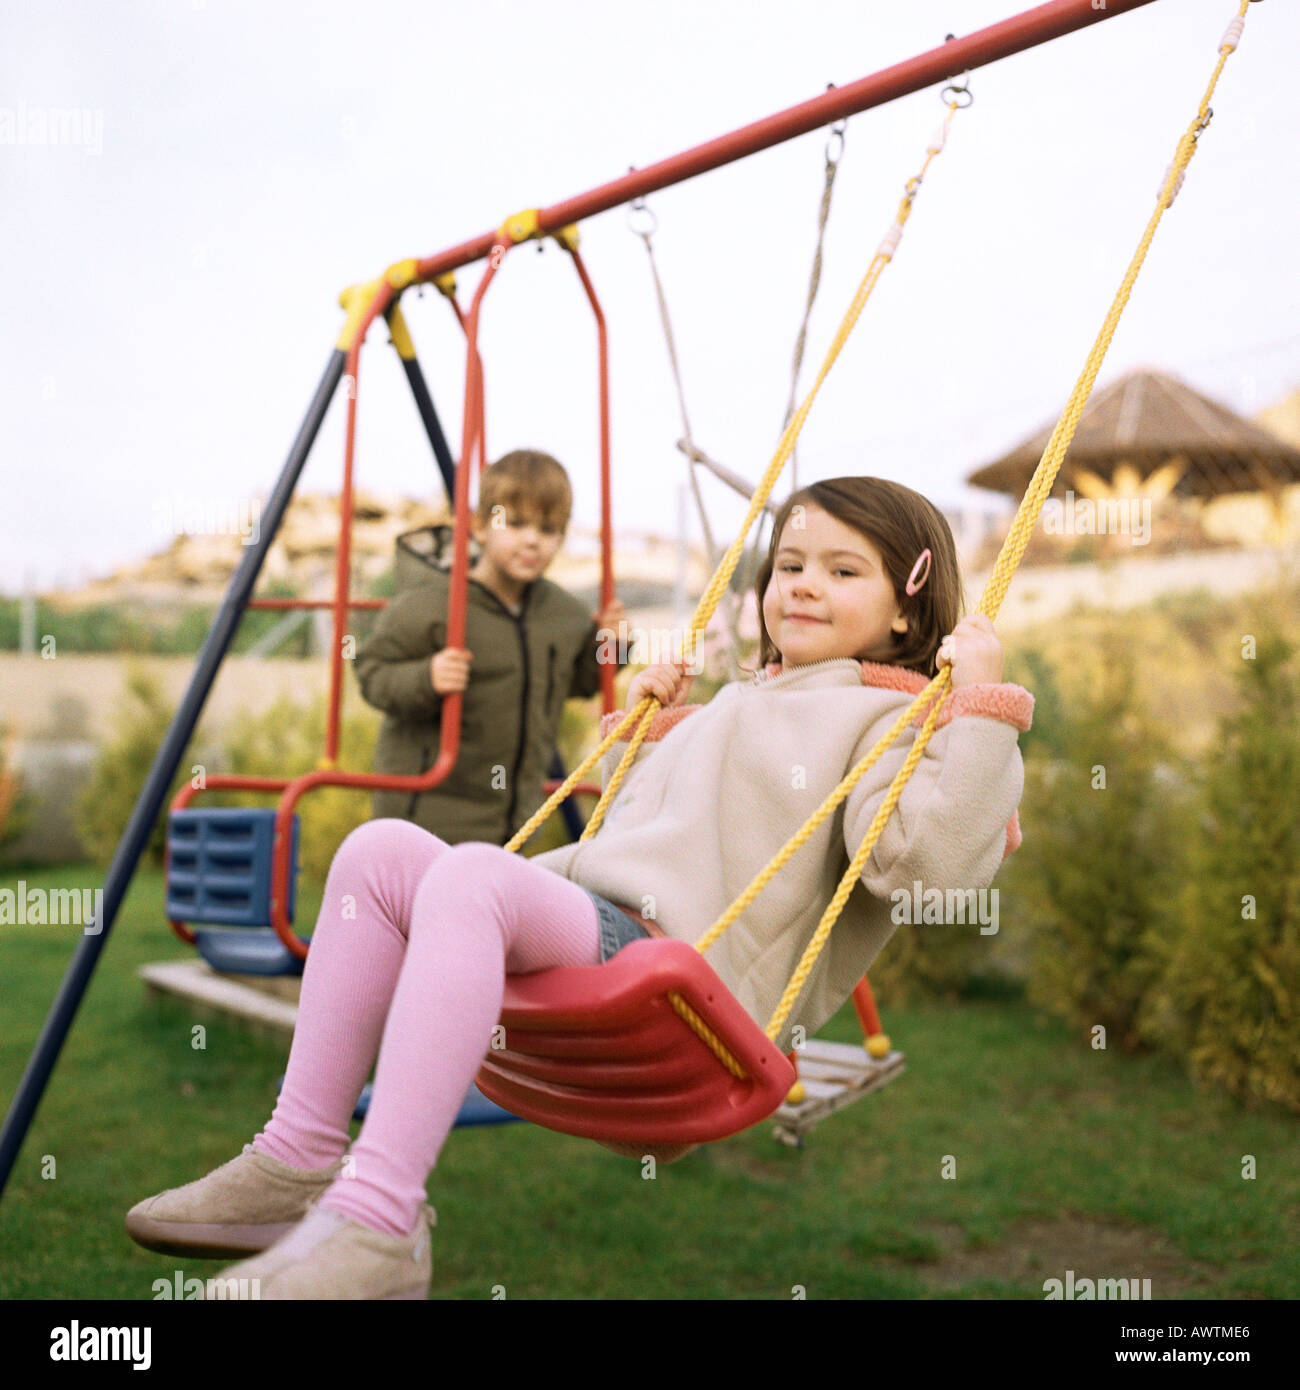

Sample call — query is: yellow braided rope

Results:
[692,680,948,958]
[505,102,963,855]
[504,695,654,852]
[582,696,657,839]
[586,105,962,842]
[499,105,963,1089]
[977,12,1245,623]
[766,672,952,1040]
[760,0,1250,1042]
[638,103,960,690]
[668,992,749,1079]
[507,1,1248,1056]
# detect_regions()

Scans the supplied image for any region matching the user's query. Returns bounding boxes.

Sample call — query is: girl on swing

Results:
[126,474,1031,1299]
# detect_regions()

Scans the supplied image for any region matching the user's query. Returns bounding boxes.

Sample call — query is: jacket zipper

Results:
[752,656,863,687]
[465,577,532,836]
[408,744,430,820]
[506,613,529,834]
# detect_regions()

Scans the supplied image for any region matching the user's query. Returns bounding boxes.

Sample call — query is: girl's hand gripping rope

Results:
[936,614,1004,688]
[626,660,694,711]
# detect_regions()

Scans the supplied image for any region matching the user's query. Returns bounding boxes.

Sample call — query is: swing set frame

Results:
[0,0,1171,1196]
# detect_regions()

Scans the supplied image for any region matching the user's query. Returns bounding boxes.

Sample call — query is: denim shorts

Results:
[581,887,653,962]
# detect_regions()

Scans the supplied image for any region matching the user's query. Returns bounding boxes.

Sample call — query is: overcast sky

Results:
[3,0,1296,595]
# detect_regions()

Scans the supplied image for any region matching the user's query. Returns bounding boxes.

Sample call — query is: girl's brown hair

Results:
[752,476,963,677]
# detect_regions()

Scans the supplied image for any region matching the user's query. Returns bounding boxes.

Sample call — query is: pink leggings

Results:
[251,819,603,1237]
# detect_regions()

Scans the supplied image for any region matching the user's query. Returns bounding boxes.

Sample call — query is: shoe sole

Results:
[125,1212,300,1260]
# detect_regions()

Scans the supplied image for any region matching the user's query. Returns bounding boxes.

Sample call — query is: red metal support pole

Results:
[567,246,617,715]
[852,976,884,1039]
[447,297,488,476]
[262,242,513,958]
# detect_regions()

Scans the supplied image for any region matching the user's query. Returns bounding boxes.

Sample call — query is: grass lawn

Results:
[1,862,1296,1301]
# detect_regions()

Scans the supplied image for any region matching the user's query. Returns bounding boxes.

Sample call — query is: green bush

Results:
[1003,645,1191,1051]
[866,901,1006,1007]
[0,582,312,656]
[1139,629,1300,1113]
[75,665,216,866]
[1003,646,1069,762]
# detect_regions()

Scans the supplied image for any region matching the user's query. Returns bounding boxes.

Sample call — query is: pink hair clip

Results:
[905,548,932,596]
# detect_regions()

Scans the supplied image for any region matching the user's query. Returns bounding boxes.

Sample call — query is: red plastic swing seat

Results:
[475,937,797,1147]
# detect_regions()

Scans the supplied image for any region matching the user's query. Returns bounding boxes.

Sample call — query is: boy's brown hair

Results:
[751,476,963,677]
[475,450,573,532]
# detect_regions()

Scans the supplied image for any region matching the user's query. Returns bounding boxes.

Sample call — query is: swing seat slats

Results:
[476,938,796,1145]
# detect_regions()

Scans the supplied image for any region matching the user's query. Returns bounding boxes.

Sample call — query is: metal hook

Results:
[940,32,974,107]
[823,83,847,165]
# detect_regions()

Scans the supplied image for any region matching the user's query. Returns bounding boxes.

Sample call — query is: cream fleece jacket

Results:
[529,657,1032,1051]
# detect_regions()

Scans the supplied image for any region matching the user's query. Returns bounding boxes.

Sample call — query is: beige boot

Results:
[200,1203,437,1300]
[125,1145,344,1259]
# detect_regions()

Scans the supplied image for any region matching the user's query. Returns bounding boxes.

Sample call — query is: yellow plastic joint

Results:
[498,208,542,244]
[385,258,420,291]
[336,278,384,351]
[432,271,458,299]
[315,756,337,772]
[551,223,580,253]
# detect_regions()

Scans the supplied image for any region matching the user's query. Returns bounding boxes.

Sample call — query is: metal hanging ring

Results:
[939,43,973,109]
[627,197,658,238]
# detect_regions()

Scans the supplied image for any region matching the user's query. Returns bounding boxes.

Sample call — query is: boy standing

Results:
[355,450,626,846]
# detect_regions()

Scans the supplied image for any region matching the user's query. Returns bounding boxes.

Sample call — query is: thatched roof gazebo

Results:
[969,369,1300,503]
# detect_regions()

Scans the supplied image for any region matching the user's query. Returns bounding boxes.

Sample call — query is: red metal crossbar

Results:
[403,0,1159,291]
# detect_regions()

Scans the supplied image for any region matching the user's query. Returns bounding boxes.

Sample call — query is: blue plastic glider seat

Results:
[166,808,303,977]
[270,1075,521,1130]
[350,1081,521,1129]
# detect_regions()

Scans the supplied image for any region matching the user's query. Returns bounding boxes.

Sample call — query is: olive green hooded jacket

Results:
[354,527,614,846]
